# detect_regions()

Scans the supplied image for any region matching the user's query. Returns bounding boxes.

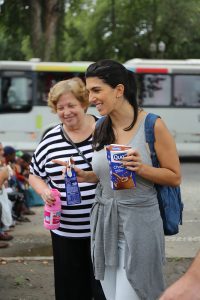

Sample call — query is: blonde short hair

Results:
[48,77,89,113]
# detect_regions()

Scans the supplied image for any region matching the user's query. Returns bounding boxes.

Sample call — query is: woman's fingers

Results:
[52,160,88,182]
[41,189,56,206]
[52,159,68,167]
[122,150,143,173]
[122,150,140,164]
[73,166,82,174]
[52,159,68,176]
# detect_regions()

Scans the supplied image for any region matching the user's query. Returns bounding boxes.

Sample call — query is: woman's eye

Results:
[93,89,100,94]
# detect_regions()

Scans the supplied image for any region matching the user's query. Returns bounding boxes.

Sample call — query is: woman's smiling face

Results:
[86,77,119,116]
[56,92,86,128]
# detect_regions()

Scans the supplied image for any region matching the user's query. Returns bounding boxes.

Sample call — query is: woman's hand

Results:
[29,174,56,205]
[122,149,143,174]
[41,188,56,206]
[0,166,9,188]
[73,166,96,183]
[52,159,68,177]
[52,159,99,183]
[2,166,10,179]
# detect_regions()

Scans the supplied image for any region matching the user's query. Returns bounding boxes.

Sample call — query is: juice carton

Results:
[105,144,136,190]
[64,156,81,205]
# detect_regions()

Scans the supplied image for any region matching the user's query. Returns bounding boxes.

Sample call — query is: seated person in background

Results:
[16,152,32,188]
[0,143,14,244]
[16,151,43,207]
[3,146,30,222]
[15,152,35,215]
[0,203,9,248]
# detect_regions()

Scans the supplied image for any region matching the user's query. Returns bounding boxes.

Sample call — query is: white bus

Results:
[0,59,200,156]
[125,59,200,157]
[0,60,97,151]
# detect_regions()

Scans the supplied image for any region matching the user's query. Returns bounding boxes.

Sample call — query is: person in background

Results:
[0,166,10,248]
[63,59,181,300]
[15,152,35,215]
[159,250,200,300]
[3,146,31,222]
[15,152,31,188]
[29,77,106,300]
[3,146,16,166]
[0,142,14,245]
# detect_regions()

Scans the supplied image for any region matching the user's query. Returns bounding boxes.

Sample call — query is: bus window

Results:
[0,71,33,112]
[8,77,32,105]
[174,75,200,107]
[0,78,2,105]
[36,71,85,105]
[137,74,171,106]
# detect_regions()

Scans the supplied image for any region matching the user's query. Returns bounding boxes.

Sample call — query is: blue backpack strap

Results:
[95,116,106,128]
[144,113,160,168]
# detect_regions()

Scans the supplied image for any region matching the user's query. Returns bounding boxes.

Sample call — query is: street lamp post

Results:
[158,41,166,58]
[0,0,4,12]
[150,41,166,58]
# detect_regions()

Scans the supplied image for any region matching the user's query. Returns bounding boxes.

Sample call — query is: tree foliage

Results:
[63,0,200,61]
[0,0,200,62]
[0,0,66,61]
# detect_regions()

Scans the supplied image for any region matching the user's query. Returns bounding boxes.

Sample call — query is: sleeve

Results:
[29,142,48,181]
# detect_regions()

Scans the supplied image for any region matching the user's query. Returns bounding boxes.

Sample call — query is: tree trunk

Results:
[30,0,61,61]
[43,0,60,61]
[30,0,43,59]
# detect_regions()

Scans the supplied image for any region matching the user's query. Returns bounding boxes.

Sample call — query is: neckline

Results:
[60,114,97,144]
[127,113,147,146]
[60,124,92,145]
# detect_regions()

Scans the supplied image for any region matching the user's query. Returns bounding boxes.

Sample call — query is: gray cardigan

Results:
[91,117,165,300]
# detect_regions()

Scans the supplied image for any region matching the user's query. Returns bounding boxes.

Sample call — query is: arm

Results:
[159,251,200,300]
[74,166,99,183]
[0,167,9,188]
[52,159,99,183]
[123,118,181,187]
[29,174,55,205]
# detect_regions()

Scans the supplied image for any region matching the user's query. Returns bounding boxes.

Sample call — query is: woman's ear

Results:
[116,84,124,98]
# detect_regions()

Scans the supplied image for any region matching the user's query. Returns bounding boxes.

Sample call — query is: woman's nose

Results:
[89,93,96,104]
[63,107,70,115]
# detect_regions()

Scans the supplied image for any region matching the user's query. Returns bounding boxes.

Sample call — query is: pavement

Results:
[165,162,200,258]
[0,206,52,258]
[0,167,199,300]
[0,206,199,260]
[0,205,196,300]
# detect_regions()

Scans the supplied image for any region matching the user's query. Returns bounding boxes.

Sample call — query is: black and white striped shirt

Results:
[30,124,97,238]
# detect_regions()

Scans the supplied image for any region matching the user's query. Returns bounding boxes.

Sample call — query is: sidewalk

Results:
[0,206,194,300]
[0,206,52,258]
[0,256,193,300]
[0,206,54,300]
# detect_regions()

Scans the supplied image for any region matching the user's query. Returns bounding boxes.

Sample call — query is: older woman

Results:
[29,78,105,300]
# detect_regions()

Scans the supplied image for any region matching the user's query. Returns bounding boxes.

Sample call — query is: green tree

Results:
[1,0,200,61]
[63,0,200,61]
[0,0,66,61]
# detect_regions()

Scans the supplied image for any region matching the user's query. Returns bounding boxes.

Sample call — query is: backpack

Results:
[145,113,183,235]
